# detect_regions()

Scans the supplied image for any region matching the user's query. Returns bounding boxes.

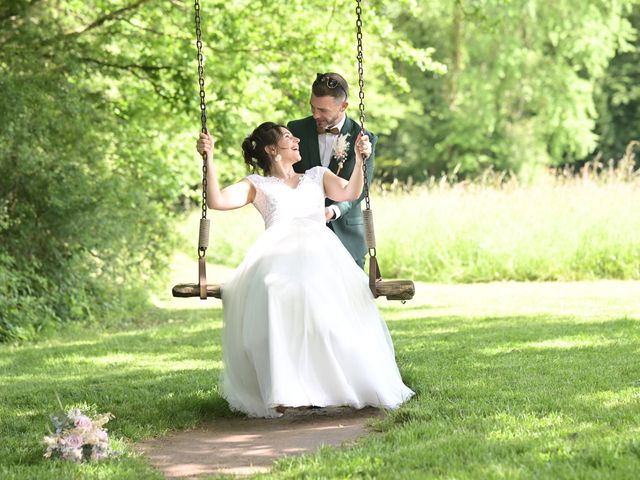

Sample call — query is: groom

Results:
[288,72,377,269]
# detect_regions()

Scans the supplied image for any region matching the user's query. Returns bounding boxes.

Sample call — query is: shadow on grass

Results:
[386,314,639,426]
[2,304,638,476]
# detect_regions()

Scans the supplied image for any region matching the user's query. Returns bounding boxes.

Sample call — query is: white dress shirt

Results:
[318,116,346,168]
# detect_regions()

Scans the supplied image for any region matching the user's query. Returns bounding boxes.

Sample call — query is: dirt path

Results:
[137,407,384,478]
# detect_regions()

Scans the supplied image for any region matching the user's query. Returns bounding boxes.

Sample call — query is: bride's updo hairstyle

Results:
[242,122,286,175]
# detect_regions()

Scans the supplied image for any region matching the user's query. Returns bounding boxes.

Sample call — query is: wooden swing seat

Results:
[172,283,221,298]
[172,279,414,301]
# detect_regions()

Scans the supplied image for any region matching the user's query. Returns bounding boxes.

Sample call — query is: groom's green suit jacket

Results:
[287,115,377,268]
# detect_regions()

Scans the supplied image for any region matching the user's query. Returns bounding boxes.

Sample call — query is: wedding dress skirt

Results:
[219,167,414,418]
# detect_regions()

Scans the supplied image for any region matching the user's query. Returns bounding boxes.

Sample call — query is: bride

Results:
[197,122,414,418]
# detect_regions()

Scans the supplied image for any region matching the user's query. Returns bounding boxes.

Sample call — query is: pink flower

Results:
[97,430,108,442]
[74,415,92,429]
[64,435,84,449]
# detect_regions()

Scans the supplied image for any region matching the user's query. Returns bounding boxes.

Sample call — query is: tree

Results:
[594,4,640,165]
[379,0,638,180]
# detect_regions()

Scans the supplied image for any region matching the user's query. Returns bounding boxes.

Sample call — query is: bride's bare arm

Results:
[197,132,256,210]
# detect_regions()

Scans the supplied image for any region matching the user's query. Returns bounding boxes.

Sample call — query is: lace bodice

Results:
[246,166,328,229]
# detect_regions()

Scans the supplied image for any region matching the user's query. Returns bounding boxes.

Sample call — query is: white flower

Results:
[332,133,351,161]
[63,448,83,463]
[43,435,59,447]
[67,408,82,421]
[85,432,100,446]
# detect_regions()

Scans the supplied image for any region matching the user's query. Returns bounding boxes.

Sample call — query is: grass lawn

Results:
[1,268,639,478]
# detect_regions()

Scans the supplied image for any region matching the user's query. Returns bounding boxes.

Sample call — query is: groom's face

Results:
[310,94,347,131]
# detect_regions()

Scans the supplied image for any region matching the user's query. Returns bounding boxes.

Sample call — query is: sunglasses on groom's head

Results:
[314,73,348,99]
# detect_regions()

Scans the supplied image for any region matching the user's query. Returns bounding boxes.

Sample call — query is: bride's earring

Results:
[274,154,282,163]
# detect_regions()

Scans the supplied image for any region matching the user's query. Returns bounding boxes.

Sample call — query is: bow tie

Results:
[318,126,340,135]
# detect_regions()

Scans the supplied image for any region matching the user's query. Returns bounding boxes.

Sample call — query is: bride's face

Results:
[275,129,301,164]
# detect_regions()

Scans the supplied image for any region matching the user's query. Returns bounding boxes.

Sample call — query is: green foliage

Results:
[2,0,639,341]
[379,0,640,180]
[0,5,186,341]
[595,5,640,163]
[0,0,438,341]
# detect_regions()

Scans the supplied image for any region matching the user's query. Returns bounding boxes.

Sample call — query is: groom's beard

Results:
[314,112,343,131]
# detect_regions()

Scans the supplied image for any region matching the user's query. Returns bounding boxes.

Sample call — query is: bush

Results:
[0,69,178,342]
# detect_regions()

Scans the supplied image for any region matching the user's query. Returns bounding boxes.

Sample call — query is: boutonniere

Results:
[332,133,351,175]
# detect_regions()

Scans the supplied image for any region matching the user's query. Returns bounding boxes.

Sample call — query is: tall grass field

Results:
[187,172,640,282]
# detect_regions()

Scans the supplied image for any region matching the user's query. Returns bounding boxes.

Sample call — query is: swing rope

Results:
[355,0,382,298]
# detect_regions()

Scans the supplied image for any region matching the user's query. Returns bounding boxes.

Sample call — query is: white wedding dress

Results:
[220,166,414,417]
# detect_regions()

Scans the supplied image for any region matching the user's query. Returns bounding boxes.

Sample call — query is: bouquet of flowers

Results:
[44,407,114,463]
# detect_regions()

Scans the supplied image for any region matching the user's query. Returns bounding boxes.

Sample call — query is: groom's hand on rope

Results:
[197,132,214,158]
